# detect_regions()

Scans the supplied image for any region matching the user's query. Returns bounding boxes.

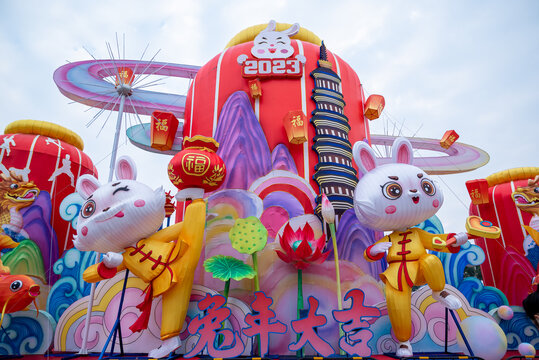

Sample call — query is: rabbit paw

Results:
[103,252,123,268]
[370,241,392,256]
[396,341,413,357]
[433,290,462,310]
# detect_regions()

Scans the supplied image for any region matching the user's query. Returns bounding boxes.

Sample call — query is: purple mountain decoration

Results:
[214,91,272,190]
[271,144,298,174]
[330,209,386,279]
[20,191,60,284]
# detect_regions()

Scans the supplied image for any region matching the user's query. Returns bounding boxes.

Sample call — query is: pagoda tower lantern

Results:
[310,42,358,220]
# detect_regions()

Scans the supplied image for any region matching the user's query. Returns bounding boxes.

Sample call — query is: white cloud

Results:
[1,0,537,234]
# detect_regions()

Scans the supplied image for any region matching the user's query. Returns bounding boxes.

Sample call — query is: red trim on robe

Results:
[97,263,117,279]
[129,285,154,333]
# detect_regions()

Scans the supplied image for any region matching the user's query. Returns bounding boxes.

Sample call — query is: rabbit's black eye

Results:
[382,182,402,200]
[421,179,436,196]
[81,200,96,218]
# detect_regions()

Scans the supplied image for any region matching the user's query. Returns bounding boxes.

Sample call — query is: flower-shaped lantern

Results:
[275,222,329,270]
[168,135,226,193]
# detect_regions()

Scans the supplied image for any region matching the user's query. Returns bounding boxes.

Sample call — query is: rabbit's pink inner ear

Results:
[77,176,99,199]
[360,148,376,172]
[116,157,137,180]
[396,142,412,164]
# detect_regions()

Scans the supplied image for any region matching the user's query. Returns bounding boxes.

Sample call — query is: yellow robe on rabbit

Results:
[83,198,206,340]
[364,227,460,341]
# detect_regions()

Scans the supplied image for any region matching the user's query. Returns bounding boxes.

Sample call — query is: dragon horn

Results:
[0,235,19,251]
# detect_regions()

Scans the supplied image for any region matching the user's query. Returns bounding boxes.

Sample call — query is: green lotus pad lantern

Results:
[229,216,268,291]
[203,255,256,302]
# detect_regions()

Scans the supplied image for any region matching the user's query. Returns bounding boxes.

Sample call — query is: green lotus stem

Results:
[297,268,304,358]
[329,222,345,353]
[223,279,230,304]
[251,253,262,356]
[252,253,260,291]
[219,279,231,347]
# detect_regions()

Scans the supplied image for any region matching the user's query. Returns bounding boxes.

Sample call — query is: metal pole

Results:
[79,94,126,355]
[108,95,126,182]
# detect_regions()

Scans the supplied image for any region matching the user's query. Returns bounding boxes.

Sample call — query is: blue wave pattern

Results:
[497,307,539,349]
[0,311,55,355]
[47,247,97,322]
[59,192,84,228]
[417,216,508,311]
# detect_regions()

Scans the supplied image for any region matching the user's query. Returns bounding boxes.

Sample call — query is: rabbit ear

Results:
[264,20,276,32]
[116,156,137,180]
[76,174,100,199]
[392,137,414,165]
[282,23,300,36]
[353,141,378,175]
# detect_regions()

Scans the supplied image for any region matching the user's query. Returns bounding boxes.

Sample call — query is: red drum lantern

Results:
[168,136,226,193]
[151,111,179,151]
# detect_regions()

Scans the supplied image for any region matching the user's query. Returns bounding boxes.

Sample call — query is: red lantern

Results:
[283,110,308,144]
[440,130,459,149]
[150,111,179,151]
[248,79,262,98]
[168,136,226,193]
[164,191,176,217]
[364,94,385,120]
[465,179,489,205]
[115,67,134,87]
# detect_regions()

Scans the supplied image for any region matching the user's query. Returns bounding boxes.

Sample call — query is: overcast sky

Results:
[0,0,537,232]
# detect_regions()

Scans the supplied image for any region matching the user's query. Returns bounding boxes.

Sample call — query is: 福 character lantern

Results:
[466,179,489,205]
[248,79,262,98]
[283,110,308,144]
[168,136,226,196]
[440,130,459,149]
[151,111,179,151]
[115,67,134,87]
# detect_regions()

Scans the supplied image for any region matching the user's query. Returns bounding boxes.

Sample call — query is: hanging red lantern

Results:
[115,67,134,87]
[168,136,226,193]
[164,191,176,217]
[364,94,385,120]
[248,79,262,98]
[440,130,459,149]
[465,179,489,205]
[150,111,179,151]
[283,110,308,144]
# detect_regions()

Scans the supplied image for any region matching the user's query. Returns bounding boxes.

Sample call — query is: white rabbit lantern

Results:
[250,20,300,60]
[74,156,208,359]
[237,20,307,79]
[353,137,469,358]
